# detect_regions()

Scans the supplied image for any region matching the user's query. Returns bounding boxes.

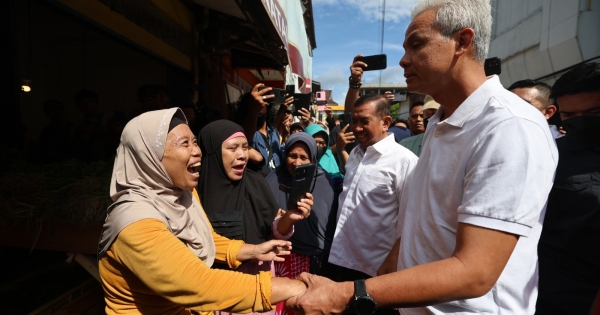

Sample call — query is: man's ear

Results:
[383,115,393,129]
[544,105,557,120]
[455,28,475,57]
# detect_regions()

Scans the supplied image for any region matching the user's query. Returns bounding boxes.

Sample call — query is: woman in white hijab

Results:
[98,108,306,315]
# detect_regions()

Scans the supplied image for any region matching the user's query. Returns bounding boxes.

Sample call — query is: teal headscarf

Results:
[305,124,343,179]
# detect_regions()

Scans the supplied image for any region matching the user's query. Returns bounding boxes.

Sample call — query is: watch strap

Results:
[354,279,368,297]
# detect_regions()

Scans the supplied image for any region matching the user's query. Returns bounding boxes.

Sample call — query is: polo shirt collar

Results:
[442,75,501,128]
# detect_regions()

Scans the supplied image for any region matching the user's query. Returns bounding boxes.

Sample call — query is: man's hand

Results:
[350,54,367,83]
[337,124,355,147]
[286,273,353,315]
[250,83,274,115]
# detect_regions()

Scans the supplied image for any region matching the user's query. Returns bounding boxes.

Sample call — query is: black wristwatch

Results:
[353,279,377,315]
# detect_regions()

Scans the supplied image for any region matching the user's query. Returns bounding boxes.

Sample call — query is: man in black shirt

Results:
[536,62,600,315]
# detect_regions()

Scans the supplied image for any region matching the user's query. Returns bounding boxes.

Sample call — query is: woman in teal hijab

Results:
[305,124,343,182]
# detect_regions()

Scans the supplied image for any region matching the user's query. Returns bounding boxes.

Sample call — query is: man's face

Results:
[423,108,437,120]
[352,101,391,149]
[400,9,456,95]
[558,91,600,121]
[408,105,425,135]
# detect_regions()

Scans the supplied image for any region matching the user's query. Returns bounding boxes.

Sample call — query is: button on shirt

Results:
[396,76,558,315]
[328,134,417,276]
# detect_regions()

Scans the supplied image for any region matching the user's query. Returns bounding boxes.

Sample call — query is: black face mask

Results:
[562,115,600,147]
[316,146,326,160]
[424,117,430,129]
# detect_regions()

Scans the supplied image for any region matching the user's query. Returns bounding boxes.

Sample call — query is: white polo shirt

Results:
[397,76,558,315]
[329,134,417,276]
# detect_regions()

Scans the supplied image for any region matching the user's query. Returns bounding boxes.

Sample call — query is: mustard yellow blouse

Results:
[99,191,273,315]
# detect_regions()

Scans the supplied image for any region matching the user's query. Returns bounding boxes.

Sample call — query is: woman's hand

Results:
[286,193,313,222]
[254,240,292,262]
[276,193,314,236]
[283,95,294,108]
[236,240,292,262]
[298,108,312,125]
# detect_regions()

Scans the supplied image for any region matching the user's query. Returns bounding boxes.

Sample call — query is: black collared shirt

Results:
[537,134,600,314]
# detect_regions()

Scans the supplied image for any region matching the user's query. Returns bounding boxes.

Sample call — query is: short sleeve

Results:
[457,117,557,236]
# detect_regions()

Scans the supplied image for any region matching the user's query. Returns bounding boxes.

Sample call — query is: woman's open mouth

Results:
[188,162,201,176]
[232,164,245,175]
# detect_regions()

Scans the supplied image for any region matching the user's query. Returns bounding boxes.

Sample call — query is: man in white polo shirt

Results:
[327,94,417,292]
[287,1,558,314]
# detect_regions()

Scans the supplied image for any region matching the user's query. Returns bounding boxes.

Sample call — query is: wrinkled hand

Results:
[350,54,367,83]
[298,108,312,125]
[286,273,352,315]
[384,91,395,101]
[253,240,292,262]
[250,83,274,114]
[337,124,355,147]
[286,193,313,222]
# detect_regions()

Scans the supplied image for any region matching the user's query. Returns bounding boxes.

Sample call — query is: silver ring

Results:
[262,96,267,100]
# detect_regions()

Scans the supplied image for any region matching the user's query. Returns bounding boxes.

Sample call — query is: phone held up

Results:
[356,54,387,71]
[340,112,352,131]
[284,163,316,210]
[484,57,501,76]
[258,85,288,104]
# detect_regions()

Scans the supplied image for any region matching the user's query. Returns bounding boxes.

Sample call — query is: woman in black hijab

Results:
[198,120,312,278]
[265,132,338,286]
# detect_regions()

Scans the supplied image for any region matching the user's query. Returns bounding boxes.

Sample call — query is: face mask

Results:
[316,146,326,160]
[424,118,429,129]
[562,115,600,147]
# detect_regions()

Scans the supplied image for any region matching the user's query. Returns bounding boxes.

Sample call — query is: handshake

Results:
[278,272,357,315]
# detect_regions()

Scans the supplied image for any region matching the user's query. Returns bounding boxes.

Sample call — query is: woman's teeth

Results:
[189,162,201,174]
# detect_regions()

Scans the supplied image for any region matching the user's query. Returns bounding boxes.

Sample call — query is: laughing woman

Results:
[98,108,306,315]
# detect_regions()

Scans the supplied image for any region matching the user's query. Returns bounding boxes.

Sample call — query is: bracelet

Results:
[349,76,362,89]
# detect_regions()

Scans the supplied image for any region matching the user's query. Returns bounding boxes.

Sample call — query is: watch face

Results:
[355,297,377,315]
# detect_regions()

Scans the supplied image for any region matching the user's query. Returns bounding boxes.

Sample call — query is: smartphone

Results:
[287,164,316,210]
[392,92,407,103]
[356,54,387,71]
[292,93,311,116]
[484,57,501,76]
[315,91,327,105]
[286,85,296,97]
[340,112,352,131]
[258,86,288,104]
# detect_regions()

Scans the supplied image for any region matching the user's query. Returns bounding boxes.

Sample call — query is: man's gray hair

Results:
[411,0,492,62]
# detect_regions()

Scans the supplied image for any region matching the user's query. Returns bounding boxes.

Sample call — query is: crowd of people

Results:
[93,0,598,314]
